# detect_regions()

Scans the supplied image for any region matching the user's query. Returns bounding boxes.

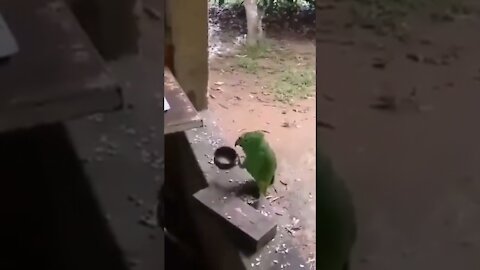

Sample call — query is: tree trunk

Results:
[244,0,259,46]
[257,5,265,41]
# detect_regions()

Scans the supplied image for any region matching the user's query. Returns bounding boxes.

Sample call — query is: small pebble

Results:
[126,128,137,135]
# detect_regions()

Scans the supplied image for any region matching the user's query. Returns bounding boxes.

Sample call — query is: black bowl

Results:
[213,146,239,170]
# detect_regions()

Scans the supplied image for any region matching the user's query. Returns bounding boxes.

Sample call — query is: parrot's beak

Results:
[234,138,241,146]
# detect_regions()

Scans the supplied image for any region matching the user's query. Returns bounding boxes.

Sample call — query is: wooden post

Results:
[167,0,209,111]
[68,0,141,61]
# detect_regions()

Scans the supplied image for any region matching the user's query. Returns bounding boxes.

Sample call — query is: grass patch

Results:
[240,40,274,59]
[236,56,260,73]
[273,68,315,104]
[235,41,274,73]
[233,41,315,104]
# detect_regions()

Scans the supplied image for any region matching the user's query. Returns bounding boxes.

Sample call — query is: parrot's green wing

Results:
[316,148,357,270]
[244,146,276,196]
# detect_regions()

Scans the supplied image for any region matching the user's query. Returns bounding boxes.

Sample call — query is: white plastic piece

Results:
[164,97,170,112]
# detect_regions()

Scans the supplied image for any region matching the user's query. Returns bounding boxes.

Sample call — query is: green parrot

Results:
[234,130,277,197]
[317,147,357,270]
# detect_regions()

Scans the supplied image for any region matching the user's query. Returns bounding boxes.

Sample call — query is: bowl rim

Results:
[213,146,238,169]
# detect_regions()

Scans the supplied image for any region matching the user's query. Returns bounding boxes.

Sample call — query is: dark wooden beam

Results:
[0,0,122,133]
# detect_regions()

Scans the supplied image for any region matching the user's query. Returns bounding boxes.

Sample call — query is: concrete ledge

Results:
[0,0,123,133]
[194,187,277,252]
[165,131,245,270]
[184,121,278,253]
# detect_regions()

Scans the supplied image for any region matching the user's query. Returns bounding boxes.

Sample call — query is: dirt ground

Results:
[317,1,480,270]
[207,21,317,262]
[209,0,480,269]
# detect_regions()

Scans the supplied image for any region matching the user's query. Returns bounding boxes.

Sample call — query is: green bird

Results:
[234,130,277,197]
[317,147,357,270]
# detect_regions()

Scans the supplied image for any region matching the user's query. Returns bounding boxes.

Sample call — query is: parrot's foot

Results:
[253,188,261,199]
[236,156,246,168]
[251,199,261,209]
[250,191,268,209]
